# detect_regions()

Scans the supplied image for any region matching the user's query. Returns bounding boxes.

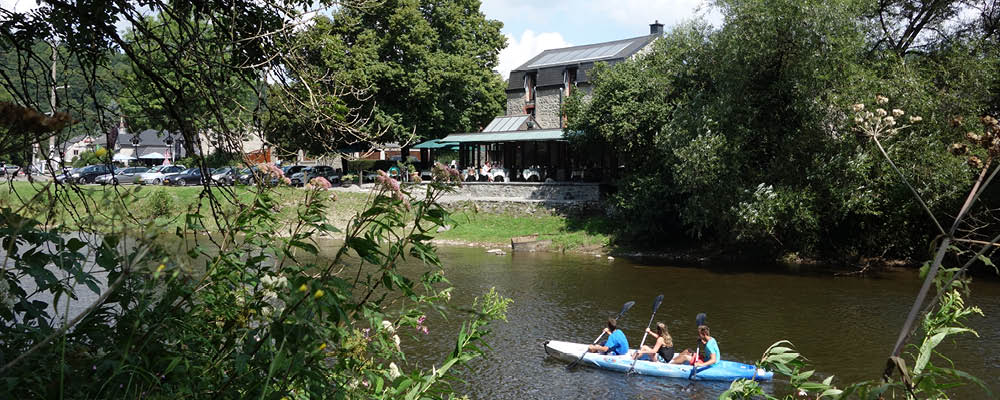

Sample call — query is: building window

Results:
[73,150,79,156]
[524,73,536,103]
[563,68,577,97]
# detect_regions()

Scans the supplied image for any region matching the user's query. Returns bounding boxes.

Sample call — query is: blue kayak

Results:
[544,340,773,381]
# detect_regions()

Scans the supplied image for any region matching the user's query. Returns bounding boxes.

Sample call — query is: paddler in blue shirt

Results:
[587,318,629,356]
[673,325,720,367]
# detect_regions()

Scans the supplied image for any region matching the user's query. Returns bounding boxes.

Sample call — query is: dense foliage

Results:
[266,0,507,156]
[566,0,1000,260]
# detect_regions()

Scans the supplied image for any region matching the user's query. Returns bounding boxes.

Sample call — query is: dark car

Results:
[290,165,341,186]
[70,164,112,184]
[282,165,308,177]
[163,168,206,186]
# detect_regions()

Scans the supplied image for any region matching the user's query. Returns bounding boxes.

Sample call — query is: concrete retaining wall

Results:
[440,181,599,203]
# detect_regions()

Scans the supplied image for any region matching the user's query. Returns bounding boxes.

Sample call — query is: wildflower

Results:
[851,103,864,112]
[966,132,983,143]
[157,264,165,273]
[876,95,889,104]
[417,315,426,324]
[314,289,325,299]
[392,334,401,351]
[853,116,864,124]
[949,143,968,156]
[362,328,370,338]
[883,116,895,126]
[421,326,429,334]
[381,320,396,334]
[876,108,888,117]
[299,284,308,293]
[262,290,277,301]
[909,116,922,123]
[892,109,904,117]
[318,342,327,351]
[309,177,332,190]
[968,156,983,169]
[388,362,402,379]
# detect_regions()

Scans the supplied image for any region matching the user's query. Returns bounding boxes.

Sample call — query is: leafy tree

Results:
[267,0,507,156]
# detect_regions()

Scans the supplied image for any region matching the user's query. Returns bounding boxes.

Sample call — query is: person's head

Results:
[698,325,711,342]
[656,322,668,336]
[607,318,618,332]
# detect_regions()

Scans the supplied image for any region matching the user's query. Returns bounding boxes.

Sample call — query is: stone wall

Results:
[506,92,526,116]
[439,181,599,204]
[533,87,563,129]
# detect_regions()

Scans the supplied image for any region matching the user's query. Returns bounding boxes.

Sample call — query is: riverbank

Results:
[0,181,613,253]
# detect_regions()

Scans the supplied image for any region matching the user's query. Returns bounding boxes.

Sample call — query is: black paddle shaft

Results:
[625,294,665,377]
[566,301,635,370]
[688,313,708,380]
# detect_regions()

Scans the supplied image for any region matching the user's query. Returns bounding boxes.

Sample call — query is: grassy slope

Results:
[1,181,612,251]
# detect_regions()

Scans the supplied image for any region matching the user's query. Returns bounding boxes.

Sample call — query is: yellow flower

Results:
[318,342,327,351]
[157,264,165,273]
[299,284,308,292]
[314,289,325,299]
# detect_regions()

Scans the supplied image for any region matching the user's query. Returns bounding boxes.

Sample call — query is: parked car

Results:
[282,165,308,177]
[55,167,81,183]
[1,164,20,176]
[138,165,186,185]
[70,164,113,184]
[210,166,240,186]
[96,167,149,185]
[163,168,206,186]
[289,165,341,186]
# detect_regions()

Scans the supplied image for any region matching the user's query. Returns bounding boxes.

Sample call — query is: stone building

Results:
[504,21,665,129]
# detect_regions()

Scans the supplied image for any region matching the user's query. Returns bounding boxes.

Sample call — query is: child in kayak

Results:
[588,318,629,356]
[673,325,720,367]
[632,322,676,363]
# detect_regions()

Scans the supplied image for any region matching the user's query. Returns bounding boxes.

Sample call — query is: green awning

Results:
[412,139,459,149]
[441,129,567,143]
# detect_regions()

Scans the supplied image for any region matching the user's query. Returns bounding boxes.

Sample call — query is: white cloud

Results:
[497,29,572,80]
[0,0,40,13]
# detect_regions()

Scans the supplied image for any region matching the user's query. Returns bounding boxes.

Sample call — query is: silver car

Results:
[96,167,149,185]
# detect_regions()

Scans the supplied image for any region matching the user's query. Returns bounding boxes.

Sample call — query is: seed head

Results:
[876,108,888,117]
[909,116,922,123]
[949,143,968,156]
[876,95,889,105]
[892,109,904,117]
[852,103,865,112]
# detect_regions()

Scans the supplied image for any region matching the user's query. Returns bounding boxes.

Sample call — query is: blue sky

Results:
[481,0,722,77]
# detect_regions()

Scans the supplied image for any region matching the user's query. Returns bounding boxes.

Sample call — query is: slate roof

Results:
[117,129,176,147]
[441,129,567,143]
[507,34,658,89]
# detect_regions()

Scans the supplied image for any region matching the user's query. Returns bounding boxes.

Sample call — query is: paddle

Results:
[688,312,708,380]
[625,294,665,377]
[566,300,636,370]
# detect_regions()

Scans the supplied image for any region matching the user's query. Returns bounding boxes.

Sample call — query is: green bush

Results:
[143,190,174,217]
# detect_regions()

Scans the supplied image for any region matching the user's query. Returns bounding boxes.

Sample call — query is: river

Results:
[395,246,1000,399]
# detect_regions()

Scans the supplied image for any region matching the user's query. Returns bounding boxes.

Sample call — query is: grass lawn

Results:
[1,180,613,251]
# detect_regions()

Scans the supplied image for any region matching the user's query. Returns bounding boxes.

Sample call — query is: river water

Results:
[395,246,1000,399]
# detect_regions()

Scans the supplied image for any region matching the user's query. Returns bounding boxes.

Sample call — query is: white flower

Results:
[853,116,864,124]
[381,320,396,334]
[892,109,904,117]
[388,362,402,379]
[876,95,889,104]
[393,334,401,351]
[262,290,277,301]
[851,103,865,112]
[883,116,896,126]
[876,108,888,117]
[909,116,923,123]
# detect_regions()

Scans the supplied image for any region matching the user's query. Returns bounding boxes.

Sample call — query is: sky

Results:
[1,0,720,79]
[482,0,722,78]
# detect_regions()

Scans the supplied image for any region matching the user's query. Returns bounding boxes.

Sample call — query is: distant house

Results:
[426,21,665,182]
[60,134,108,162]
[115,129,187,164]
[505,21,664,129]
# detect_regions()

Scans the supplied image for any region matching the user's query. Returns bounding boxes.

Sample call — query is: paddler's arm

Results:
[694,352,717,367]
[644,327,660,339]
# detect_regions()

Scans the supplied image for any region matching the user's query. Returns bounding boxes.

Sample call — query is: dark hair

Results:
[698,325,710,336]
[607,318,617,331]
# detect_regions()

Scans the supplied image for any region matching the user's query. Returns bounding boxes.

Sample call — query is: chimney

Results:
[649,20,664,35]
